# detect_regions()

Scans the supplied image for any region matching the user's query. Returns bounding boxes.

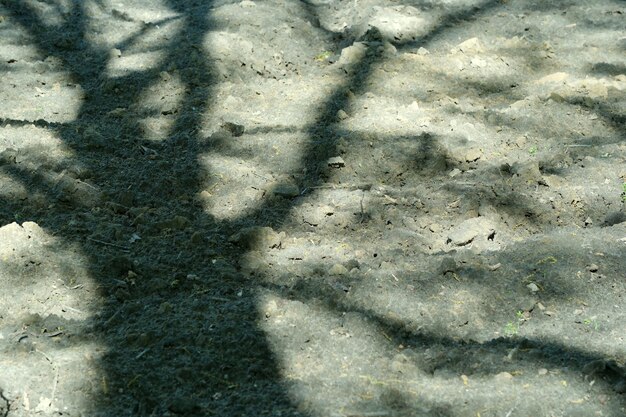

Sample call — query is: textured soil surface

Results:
[0,0,625,416]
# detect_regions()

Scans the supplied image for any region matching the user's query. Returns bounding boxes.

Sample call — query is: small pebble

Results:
[448,168,462,178]
[495,371,513,381]
[222,122,245,137]
[190,232,204,245]
[272,183,300,198]
[429,223,442,233]
[327,156,345,168]
[329,263,348,276]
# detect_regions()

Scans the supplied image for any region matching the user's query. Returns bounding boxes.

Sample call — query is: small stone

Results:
[429,223,442,233]
[538,368,548,375]
[526,282,539,293]
[536,72,569,84]
[338,42,367,66]
[170,215,190,230]
[448,168,462,178]
[159,302,173,314]
[159,71,172,82]
[516,298,536,314]
[221,122,245,137]
[272,182,300,198]
[465,149,482,162]
[549,91,566,103]
[417,47,429,55]
[461,374,469,385]
[406,101,420,113]
[329,263,348,276]
[391,355,409,373]
[456,37,484,53]
[511,161,543,184]
[447,217,495,246]
[495,371,513,381]
[137,332,153,347]
[584,217,593,227]
[488,263,501,271]
[327,156,345,168]
[190,232,204,245]
[588,264,599,272]
[229,226,284,250]
[264,299,278,318]
[337,109,349,120]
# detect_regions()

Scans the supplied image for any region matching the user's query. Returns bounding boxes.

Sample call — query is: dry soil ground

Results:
[0,0,625,416]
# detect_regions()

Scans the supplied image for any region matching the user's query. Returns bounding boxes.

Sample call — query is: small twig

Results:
[87,237,130,251]
[103,306,124,327]
[76,179,99,191]
[252,172,270,181]
[62,305,84,314]
[135,348,150,359]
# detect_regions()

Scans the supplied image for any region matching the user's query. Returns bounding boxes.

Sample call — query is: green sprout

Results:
[504,311,526,336]
[504,322,518,336]
[314,51,332,62]
[528,146,538,155]
[583,317,599,331]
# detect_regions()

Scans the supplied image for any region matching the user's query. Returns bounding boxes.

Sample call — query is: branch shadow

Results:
[0,0,624,416]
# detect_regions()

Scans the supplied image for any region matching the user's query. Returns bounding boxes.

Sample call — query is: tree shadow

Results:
[0,0,624,416]
[0,0,306,414]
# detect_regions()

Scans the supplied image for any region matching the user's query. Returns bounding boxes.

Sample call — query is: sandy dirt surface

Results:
[0,0,625,416]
